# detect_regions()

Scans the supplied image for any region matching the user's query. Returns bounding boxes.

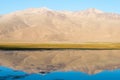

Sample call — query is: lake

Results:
[0,66,120,80]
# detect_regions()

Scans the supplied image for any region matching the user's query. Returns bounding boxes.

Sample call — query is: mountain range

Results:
[0,8,120,43]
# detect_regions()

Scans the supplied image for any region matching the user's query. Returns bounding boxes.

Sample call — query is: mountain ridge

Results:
[0,8,120,43]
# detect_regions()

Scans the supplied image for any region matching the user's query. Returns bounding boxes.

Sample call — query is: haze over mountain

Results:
[0,8,120,43]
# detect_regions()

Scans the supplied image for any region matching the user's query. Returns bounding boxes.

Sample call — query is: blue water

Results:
[0,66,120,80]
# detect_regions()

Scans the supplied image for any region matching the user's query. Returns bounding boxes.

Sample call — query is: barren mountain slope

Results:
[0,50,120,74]
[0,8,120,43]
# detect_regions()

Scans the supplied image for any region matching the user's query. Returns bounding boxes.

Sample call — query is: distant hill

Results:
[0,8,120,43]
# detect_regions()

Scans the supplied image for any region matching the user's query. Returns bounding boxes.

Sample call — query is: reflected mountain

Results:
[0,50,120,74]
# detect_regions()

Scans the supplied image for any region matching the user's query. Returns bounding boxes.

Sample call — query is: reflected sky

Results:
[0,66,120,80]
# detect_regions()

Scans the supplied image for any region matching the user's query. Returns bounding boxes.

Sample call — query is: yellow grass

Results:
[0,43,120,50]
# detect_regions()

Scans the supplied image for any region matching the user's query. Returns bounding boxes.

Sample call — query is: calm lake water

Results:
[0,66,120,80]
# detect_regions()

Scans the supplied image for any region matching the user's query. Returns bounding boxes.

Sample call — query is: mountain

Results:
[0,8,120,43]
[0,8,120,74]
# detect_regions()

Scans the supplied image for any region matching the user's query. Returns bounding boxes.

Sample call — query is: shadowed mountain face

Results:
[0,8,120,43]
[0,50,120,74]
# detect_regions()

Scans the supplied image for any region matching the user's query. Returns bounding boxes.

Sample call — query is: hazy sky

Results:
[0,0,120,14]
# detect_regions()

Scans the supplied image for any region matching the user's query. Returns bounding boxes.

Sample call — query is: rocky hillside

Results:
[0,8,120,43]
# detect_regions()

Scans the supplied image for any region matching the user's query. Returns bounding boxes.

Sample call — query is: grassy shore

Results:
[0,43,120,50]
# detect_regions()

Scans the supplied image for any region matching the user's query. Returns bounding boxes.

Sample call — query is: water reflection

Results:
[0,66,120,80]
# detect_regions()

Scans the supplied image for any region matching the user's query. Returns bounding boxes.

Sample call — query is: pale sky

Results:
[0,0,120,14]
